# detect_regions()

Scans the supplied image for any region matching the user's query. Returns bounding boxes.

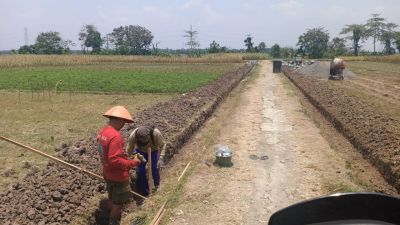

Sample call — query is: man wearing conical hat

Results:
[97,106,144,225]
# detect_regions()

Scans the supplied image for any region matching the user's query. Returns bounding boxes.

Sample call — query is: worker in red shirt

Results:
[97,106,144,225]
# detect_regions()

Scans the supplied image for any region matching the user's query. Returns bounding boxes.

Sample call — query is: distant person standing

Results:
[126,126,166,199]
[97,106,144,225]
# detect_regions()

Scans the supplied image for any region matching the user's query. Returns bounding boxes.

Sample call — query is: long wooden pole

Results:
[0,136,147,200]
[148,146,153,195]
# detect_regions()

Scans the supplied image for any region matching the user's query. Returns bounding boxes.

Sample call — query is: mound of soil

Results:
[283,66,400,191]
[293,61,357,79]
[0,64,254,224]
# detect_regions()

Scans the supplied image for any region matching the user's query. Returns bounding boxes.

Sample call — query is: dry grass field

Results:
[0,91,175,190]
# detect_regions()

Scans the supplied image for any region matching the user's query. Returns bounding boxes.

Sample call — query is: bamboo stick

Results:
[153,208,166,225]
[149,201,167,225]
[178,161,192,182]
[0,136,147,200]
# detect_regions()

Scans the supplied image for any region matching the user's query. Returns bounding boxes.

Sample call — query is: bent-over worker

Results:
[97,106,144,225]
[126,126,166,197]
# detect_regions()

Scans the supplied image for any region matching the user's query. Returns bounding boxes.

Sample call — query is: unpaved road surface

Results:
[164,61,396,225]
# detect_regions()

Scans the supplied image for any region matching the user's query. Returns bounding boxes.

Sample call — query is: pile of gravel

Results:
[293,61,357,80]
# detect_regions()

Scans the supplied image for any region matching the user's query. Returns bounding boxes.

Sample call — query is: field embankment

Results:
[283,64,400,191]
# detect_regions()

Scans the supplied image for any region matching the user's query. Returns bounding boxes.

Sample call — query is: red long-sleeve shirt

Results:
[97,125,140,182]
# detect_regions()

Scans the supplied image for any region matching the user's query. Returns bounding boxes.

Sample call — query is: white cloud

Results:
[203,4,225,23]
[142,5,172,19]
[180,0,204,10]
[270,0,304,16]
[97,7,129,24]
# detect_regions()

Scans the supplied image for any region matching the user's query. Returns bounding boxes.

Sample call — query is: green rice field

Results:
[0,63,242,93]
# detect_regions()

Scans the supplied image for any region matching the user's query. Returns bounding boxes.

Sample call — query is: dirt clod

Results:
[2,168,16,177]
[52,191,63,202]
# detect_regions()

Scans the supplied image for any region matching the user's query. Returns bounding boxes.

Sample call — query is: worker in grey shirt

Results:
[126,126,166,198]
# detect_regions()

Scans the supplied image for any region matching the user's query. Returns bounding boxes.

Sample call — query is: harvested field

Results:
[334,61,400,122]
[283,66,400,192]
[0,63,254,224]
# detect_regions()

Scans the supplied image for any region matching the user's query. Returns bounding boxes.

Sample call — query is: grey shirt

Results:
[126,128,166,157]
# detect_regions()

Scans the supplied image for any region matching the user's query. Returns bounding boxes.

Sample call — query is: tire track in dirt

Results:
[347,80,400,102]
[357,77,400,90]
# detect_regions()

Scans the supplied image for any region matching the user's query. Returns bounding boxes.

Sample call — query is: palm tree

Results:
[366,14,386,54]
[380,22,398,55]
[340,24,367,56]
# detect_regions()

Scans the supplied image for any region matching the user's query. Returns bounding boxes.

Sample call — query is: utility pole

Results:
[105,33,110,54]
[24,27,29,45]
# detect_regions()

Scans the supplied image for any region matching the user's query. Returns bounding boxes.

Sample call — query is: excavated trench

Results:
[283,66,400,192]
[0,63,254,225]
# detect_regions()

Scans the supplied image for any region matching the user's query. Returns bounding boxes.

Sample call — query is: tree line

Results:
[17,25,155,55]
[15,24,269,56]
[14,13,400,58]
[270,13,400,59]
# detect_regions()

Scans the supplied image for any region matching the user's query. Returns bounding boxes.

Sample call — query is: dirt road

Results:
[162,61,396,225]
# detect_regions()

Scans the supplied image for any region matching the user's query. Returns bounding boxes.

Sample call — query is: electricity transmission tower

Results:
[183,25,199,53]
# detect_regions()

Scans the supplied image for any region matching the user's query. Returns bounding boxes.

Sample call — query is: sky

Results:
[1,0,399,51]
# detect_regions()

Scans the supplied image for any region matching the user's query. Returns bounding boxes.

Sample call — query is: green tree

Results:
[18,45,36,54]
[281,47,294,58]
[297,27,330,58]
[366,13,386,54]
[110,25,153,55]
[270,44,281,58]
[329,37,347,56]
[394,32,400,53]
[340,24,367,56]
[244,35,254,52]
[79,24,103,54]
[209,40,221,53]
[380,22,398,55]
[34,31,72,54]
[257,42,267,53]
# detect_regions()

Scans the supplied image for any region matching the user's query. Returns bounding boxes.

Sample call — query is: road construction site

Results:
[1,59,399,224]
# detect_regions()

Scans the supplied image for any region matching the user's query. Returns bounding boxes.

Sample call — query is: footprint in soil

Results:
[249,154,259,160]
[249,154,269,160]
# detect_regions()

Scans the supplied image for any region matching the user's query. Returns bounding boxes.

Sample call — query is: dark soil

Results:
[283,66,400,192]
[0,64,254,224]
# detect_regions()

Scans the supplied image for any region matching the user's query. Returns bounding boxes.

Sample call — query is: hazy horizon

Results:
[1,0,399,51]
